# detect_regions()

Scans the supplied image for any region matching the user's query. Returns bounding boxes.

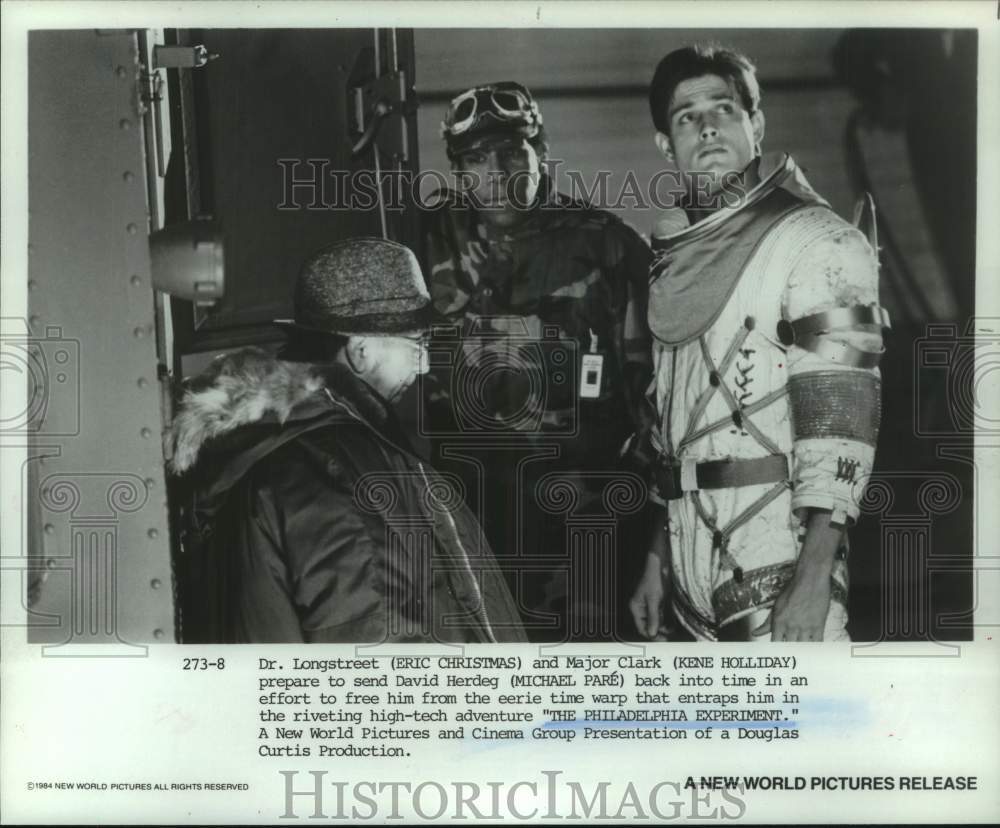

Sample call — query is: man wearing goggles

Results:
[440,81,547,229]
[419,81,655,643]
[444,82,542,142]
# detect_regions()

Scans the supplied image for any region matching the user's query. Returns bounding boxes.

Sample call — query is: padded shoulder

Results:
[741,206,878,349]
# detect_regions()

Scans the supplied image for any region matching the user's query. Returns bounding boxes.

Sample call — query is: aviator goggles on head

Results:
[442,81,543,140]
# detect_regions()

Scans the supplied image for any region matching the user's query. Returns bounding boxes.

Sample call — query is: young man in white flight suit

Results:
[630,45,890,642]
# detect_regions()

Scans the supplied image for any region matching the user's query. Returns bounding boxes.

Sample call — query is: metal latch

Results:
[138,69,166,174]
[351,70,412,161]
[153,44,217,69]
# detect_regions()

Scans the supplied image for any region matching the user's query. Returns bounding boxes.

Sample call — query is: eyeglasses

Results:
[443,82,542,137]
[387,332,430,353]
[395,333,430,371]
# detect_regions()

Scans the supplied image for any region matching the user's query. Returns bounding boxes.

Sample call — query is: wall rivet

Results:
[144,477,156,489]
[137,377,148,389]
[140,427,152,439]
[130,274,141,287]
[123,170,135,183]
[126,222,138,235]
[119,118,132,130]
[153,628,165,640]
[28,280,38,291]
[151,578,162,590]
[43,523,55,535]
[46,558,57,569]
[133,327,145,339]
[147,528,159,539]
[116,65,127,78]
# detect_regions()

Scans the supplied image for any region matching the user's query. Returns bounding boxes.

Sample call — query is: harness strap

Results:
[712,367,784,456]
[655,453,789,500]
[691,478,791,582]
[680,386,788,449]
[691,328,783,456]
[680,329,751,446]
[717,479,790,542]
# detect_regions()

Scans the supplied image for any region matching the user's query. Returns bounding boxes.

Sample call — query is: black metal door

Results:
[166,28,420,355]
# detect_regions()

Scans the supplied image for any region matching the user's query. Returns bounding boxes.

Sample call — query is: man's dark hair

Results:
[648,44,761,134]
[278,328,349,363]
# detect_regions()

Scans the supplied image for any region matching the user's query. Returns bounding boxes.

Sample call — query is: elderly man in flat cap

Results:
[168,237,526,644]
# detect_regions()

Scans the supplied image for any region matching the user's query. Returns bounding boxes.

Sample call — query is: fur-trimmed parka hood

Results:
[167,347,396,479]
[167,350,527,645]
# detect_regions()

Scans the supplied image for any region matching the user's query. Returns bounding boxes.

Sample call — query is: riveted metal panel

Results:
[28,30,174,646]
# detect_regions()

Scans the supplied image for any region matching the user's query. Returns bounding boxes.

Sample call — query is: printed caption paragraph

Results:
[256,654,811,758]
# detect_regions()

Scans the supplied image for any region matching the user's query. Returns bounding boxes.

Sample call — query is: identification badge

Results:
[580,353,604,399]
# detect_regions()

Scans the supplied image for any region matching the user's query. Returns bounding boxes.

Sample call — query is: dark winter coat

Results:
[168,348,526,644]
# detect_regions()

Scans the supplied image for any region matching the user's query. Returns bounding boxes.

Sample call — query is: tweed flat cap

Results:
[275,237,432,335]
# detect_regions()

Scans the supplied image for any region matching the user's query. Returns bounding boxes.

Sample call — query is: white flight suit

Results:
[649,154,883,641]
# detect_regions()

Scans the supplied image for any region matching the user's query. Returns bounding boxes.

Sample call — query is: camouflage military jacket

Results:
[418,178,653,476]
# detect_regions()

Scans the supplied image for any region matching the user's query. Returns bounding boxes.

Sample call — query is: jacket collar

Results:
[168,347,394,474]
[652,153,828,243]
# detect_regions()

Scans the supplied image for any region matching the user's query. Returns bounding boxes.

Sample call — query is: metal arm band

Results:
[777,303,890,368]
[788,370,882,446]
[783,304,892,339]
[796,335,884,368]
